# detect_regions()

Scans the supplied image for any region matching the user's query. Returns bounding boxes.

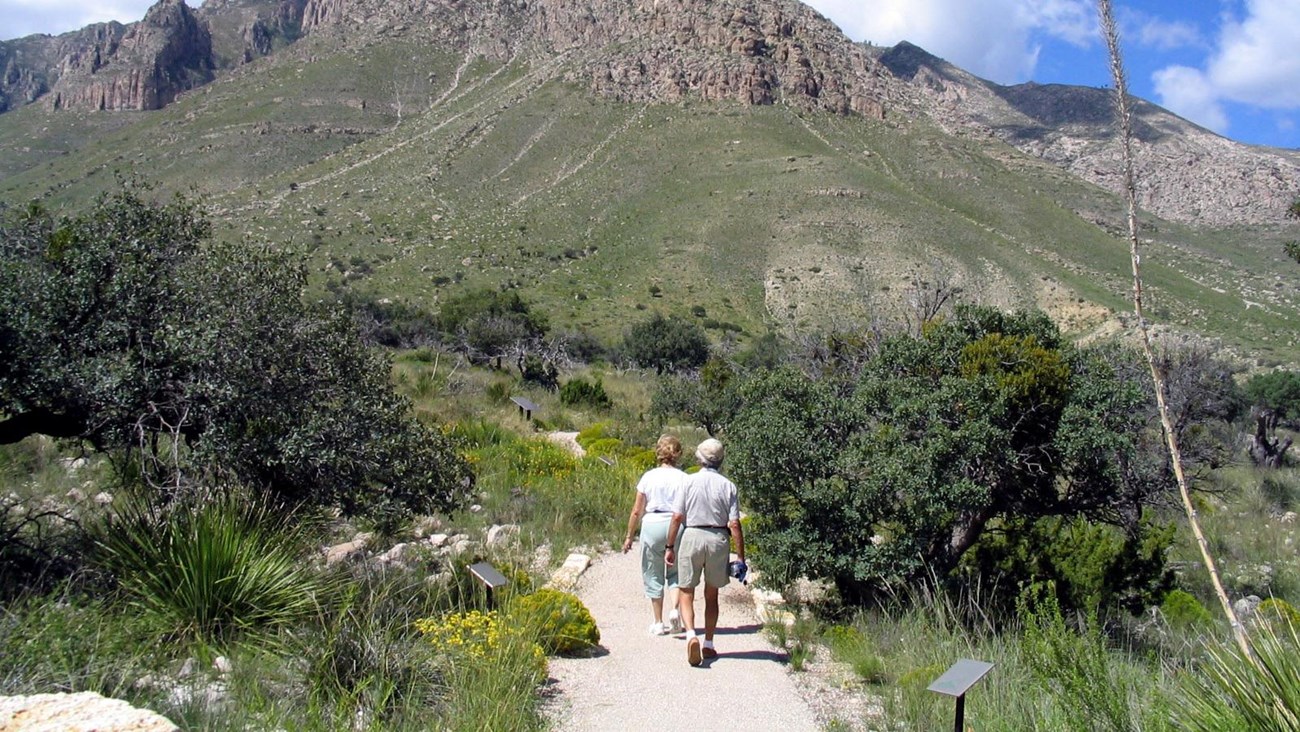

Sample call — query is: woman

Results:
[621,434,686,635]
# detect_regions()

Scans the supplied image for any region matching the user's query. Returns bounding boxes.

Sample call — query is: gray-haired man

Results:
[665,438,746,666]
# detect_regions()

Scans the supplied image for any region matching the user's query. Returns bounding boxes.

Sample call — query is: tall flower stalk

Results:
[1095,0,1251,659]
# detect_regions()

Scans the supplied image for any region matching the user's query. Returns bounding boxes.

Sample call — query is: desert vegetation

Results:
[2,182,1297,731]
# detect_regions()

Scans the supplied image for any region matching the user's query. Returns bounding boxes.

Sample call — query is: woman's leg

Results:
[640,519,669,623]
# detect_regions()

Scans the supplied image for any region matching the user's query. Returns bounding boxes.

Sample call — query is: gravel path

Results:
[543,548,820,731]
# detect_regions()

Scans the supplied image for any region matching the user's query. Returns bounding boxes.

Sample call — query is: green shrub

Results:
[584,438,624,457]
[575,423,609,449]
[508,588,600,655]
[966,514,1175,617]
[1161,589,1214,630]
[1019,586,1140,732]
[626,449,657,472]
[559,377,612,409]
[1257,598,1300,629]
[823,624,863,653]
[95,490,328,643]
[623,313,710,374]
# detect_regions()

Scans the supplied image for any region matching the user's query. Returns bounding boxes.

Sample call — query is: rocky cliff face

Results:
[877,41,1300,227]
[293,0,898,118]
[0,0,304,113]
[1,0,1294,227]
[45,0,213,111]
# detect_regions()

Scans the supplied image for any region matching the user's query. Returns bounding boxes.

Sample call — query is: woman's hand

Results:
[665,547,676,566]
[622,536,634,554]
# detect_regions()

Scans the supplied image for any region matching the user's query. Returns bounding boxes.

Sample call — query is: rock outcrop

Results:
[0,691,178,731]
[1,0,1295,227]
[0,0,305,113]
[46,0,213,111]
[876,41,1300,227]
[294,0,896,118]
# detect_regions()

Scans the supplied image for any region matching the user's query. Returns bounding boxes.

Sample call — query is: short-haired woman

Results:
[622,434,686,635]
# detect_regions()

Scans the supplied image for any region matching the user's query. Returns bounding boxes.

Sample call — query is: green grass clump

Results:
[95,490,328,644]
[0,593,160,697]
[1178,620,1300,731]
[415,607,548,731]
[1256,598,1300,629]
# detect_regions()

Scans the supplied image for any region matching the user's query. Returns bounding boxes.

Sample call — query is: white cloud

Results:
[1205,0,1300,108]
[1153,65,1229,132]
[804,0,1094,83]
[1131,14,1202,51]
[0,0,160,40]
[1150,0,1300,136]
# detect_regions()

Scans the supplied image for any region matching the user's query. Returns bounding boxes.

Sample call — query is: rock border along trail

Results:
[543,548,820,731]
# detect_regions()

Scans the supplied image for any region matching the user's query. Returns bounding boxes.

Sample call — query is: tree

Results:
[651,356,742,436]
[623,313,709,374]
[1285,241,1300,265]
[437,288,547,367]
[0,187,471,517]
[1243,370,1300,468]
[1245,371,1300,425]
[728,306,1172,603]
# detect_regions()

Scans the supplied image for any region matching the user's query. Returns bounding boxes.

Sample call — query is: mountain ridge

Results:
[1,0,1298,363]
[2,0,1296,227]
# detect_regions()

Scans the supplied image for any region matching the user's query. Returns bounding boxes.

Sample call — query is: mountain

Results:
[1,0,1298,362]
[875,41,1300,227]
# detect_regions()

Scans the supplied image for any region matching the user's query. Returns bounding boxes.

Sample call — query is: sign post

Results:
[927,659,993,732]
[467,561,510,609]
[510,396,539,421]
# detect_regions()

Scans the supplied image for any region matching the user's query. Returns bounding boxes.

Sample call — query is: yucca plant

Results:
[1179,618,1300,731]
[96,488,327,644]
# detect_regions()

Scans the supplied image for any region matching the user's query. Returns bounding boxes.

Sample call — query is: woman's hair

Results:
[655,435,683,466]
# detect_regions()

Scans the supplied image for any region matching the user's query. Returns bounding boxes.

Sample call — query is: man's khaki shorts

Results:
[678,527,729,589]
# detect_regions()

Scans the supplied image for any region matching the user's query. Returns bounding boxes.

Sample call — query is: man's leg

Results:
[678,586,696,633]
[703,584,720,641]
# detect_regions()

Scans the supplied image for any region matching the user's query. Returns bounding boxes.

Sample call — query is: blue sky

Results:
[1,0,1297,149]
[806,0,1300,150]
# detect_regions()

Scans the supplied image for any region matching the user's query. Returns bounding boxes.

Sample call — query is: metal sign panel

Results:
[927,659,994,697]
[468,561,510,589]
[510,396,540,413]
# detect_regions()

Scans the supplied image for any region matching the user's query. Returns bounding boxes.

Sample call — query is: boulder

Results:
[322,531,373,566]
[486,524,520,547]
[0,691,178,731]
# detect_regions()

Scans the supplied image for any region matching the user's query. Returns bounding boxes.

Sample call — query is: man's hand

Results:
[665,547,676,566]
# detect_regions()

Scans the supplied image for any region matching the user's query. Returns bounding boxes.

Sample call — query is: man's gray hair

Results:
[695,438,724,468]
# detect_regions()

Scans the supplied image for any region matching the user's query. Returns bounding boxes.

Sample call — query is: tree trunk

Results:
[1249,408,1293,468]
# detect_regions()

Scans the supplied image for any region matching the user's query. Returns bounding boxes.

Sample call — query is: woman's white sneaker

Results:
[649,622,668,636]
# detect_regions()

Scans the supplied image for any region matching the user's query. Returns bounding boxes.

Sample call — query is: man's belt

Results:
[687,525,729,530]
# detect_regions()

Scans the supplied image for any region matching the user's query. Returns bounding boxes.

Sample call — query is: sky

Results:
[1,0,1297,149]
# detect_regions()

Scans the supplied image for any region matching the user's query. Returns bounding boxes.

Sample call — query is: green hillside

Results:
[2,35,1295,361]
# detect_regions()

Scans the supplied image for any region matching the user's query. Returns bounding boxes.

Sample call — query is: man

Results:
[665,438,745,666]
